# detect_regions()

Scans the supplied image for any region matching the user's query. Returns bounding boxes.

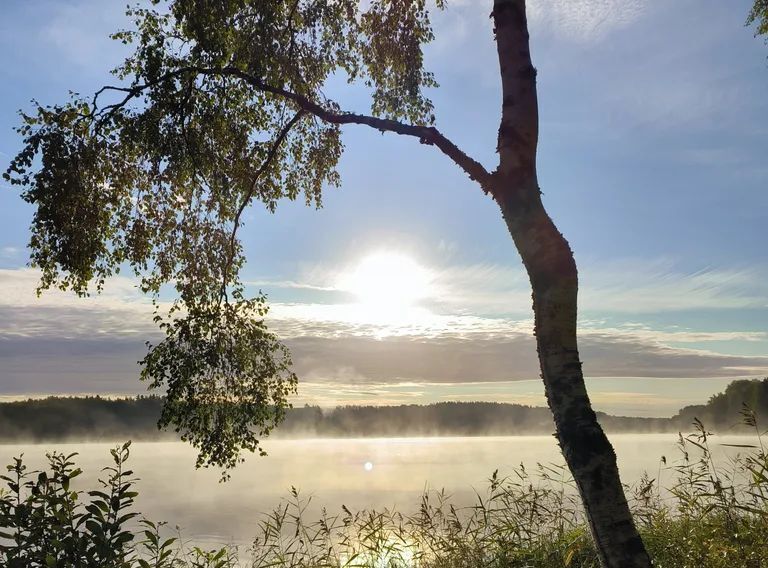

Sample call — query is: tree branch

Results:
[212,66,494,191]
[220,109,306,301]
[91,66,494,192]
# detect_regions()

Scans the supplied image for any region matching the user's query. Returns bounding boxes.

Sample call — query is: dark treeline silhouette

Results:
[0,396,167,442]
[1,378,766,443]
[282,402,674,437]
[674,377,768,429]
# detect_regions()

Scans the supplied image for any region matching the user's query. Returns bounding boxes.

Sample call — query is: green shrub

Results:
[0,442,234,568]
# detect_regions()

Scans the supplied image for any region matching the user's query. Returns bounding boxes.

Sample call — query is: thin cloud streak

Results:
[254,258,768,315]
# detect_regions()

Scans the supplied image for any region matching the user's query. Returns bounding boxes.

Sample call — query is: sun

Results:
[340,252,433,310]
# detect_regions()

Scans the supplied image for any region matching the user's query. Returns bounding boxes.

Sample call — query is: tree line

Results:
[1,379,765,443]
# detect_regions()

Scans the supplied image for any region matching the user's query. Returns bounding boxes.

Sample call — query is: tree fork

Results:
[491,1,652,566]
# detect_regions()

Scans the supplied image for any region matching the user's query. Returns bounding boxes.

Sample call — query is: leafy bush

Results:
[0,442,234,568]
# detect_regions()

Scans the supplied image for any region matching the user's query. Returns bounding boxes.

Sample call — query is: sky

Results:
[0,0,766,418]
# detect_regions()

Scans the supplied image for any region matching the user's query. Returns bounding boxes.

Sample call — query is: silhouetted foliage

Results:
[675,378,768,430]
[0,396,167,443]
[0,442,236,567]
[749,0,768,43]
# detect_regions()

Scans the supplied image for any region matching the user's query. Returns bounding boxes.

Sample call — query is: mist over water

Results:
[0,434,755,548]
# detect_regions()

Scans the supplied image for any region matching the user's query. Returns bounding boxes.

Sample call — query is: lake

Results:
[0,434,756,549]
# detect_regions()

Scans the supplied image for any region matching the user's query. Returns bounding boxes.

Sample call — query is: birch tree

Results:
[5,1,652,565]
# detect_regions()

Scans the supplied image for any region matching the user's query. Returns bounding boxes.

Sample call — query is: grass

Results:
[2,411,767,567]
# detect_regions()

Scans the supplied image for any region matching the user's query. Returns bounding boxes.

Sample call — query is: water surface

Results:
[0,434,754,547]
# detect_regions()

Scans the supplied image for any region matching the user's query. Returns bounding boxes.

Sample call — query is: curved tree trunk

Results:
[490,1,652,566]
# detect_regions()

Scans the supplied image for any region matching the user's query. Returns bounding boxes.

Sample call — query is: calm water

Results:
[0,434,755,547]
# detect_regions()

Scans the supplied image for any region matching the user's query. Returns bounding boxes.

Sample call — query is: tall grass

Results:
[2,409,767,567]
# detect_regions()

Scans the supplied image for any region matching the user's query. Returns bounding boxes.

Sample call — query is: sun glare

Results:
[341,252,433,310]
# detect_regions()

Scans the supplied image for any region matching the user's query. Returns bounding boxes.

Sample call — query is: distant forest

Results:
[1,378,766,443]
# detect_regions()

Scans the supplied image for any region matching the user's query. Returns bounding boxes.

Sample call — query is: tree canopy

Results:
[749,0,768,41]
[4,0,462,471]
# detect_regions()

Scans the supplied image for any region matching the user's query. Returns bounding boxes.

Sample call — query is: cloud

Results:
[603,71,747,132]
[0,268,156,338]
[580,322,767,345]
[1,265,766,401]
[0,268,145,307]
[245,279,339,293]
[3,290,765,398]
[439,260,768,314]
[4,258,766,343]
[37,0,130,69]
[526,0,649,43]
[579,261,768,313]
[284,332,768,385]
[0,247,20,259]
[0,335,150,396]
[439,0,649,44]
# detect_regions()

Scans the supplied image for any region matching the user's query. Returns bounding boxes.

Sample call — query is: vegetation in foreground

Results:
[1,411,767,568]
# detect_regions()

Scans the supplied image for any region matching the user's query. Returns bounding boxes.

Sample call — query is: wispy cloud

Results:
[245,279,339,293]
[0,268,156,338]
[579,261,768,313]
[0,246,20,259]
[257,258,768,315]
[285,332,768,385]
[580,323,767,345]
[526,0,649,43]
[0,268,148,309]
[436,259,767,314]
[604,71,748,132]
[440,0,650,44]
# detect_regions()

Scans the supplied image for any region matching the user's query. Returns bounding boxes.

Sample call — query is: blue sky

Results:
[0,0,766,417]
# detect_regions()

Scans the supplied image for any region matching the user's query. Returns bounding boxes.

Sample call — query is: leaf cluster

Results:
[748,0,768,40]
[0,443,140,567]
[0,443,237,568]
[143,300,297,474]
